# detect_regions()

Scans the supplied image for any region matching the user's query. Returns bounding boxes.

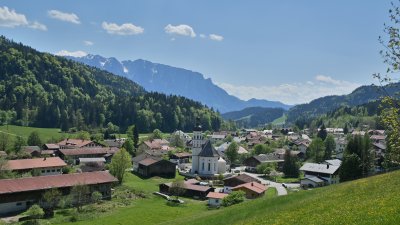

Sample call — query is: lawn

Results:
[271,114,287,126]
[0,125,65,143]
[172,170,400,225]
[49,173,278,225]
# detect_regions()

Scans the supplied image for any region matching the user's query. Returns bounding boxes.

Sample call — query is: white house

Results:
[300,163,340,188]
[206,192,228,207]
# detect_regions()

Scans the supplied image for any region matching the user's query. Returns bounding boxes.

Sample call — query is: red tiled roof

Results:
[57,139,96,148]
[206,192,228,199]
[143,139,170,150]
[0,171,118,194]
[59,147,119,156]
[6,157,67,171]
[232,182,267,194]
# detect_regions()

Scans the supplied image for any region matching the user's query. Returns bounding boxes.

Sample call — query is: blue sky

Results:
[0,0,392,104]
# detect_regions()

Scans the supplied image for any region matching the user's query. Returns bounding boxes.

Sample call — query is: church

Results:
[191,122,227,176]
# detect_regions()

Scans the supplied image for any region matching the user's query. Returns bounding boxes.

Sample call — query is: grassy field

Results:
[272,114,287,126]
[0,125,64,144]
[171,170,400,225]
[46,173,276,225]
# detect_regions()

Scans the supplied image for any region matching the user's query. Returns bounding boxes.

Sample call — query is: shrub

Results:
[222,191,245,207]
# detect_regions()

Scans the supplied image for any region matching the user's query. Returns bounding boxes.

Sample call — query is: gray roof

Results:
[324,159,342,167]
[198,140,220,157]
[79,158,106,163]
[300,163,340,175]
[372,142,386,150]
[254,154,283,163]
[305,176,325,183]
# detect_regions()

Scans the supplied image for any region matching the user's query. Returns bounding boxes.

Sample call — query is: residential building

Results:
[57,139,104,149]
[232,182,267,199]
[0,171,117,216]
[243,154,284,170]
[58,147,119,164]
[223,174,259,193]
[206,192,228,207]
[3,157,67,176]
[136,157,176,178]
[22,146,41,157]
[169,152,191,164]
[300,163,341,188]
[159,179,214,199]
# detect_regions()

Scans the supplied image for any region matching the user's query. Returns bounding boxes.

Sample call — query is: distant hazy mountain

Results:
[66,54,291,113]
[222,107,285,128]
[287,83,400,123]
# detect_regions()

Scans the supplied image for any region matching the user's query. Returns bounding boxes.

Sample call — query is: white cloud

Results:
[28,21,47,31]
[0,6,46,30]
[164,24,196,37]
[209,34,223,41]
[83,40,94,46]
[102,21,144,35]
[217,75,360,105]
[48,10,80,24]
[55,50,87,57]
[199,34,206,39]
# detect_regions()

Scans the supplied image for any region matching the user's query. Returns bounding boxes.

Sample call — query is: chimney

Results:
[43,157,47,161]
[327,164,329,169]
[251,182,254,186]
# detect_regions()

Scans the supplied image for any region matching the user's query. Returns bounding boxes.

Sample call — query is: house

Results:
[206,192,228,207]
[170,130,192,142]
[104,139,125,148]
[334,138,347,159]
[300,163,340,188]
[169,152,191,164]
[3,157,67,176]
[324,159,342,167]
[216,142,248,156]
[292,139,310,155]
[223,174,259,193]
[57,139,104,149]
[43,144,60,151]
[159,179,214,199]
[232,182,267,199]
[370,135,386,144]
[22,146,41,157]
[243,154,284,170]
[352,131,366,136]
[58,147,119,164]
[301,176,325,188]
[274,148,304,159]
[136,157,176,178]
[209,133,226,143]
[138,139,172,156]
[0,171,117,216]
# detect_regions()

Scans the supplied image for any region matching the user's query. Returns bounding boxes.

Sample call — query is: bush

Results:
[91,191,103,204]
[222,191,245,207]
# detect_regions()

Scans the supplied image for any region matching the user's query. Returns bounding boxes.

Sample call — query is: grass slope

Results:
[0,125,63,143]
[172,171,400,225]
[272,114,287,126]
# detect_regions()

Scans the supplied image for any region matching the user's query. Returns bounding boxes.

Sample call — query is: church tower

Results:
[191,117,204,174]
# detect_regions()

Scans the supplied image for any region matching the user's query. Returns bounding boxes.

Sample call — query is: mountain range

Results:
[222,107,285,128]
[66,55,291,113]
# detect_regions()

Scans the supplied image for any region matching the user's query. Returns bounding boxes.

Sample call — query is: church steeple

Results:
[193,116,202,132]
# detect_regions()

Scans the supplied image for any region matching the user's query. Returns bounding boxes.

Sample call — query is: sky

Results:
[0,0,393,104]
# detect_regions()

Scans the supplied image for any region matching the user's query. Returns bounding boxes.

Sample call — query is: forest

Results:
[0,36,222,133]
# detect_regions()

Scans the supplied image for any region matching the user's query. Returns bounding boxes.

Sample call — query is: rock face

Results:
[67,54,291,113]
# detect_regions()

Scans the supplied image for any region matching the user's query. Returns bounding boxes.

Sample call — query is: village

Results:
[0,119,388,223]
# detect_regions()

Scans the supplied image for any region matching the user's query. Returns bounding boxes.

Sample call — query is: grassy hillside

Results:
[0,125,64,144]
[170,171,400,225]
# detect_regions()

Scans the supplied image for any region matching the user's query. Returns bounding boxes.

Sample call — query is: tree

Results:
[77,131,90,140]
[169,180,185,200]
[225,142,239,164]
[224,134,233,142]
[339,153,362,182]
[0,132,9,152]
[91,191,103,204]
[282,150,300,178]
[123,138,134,156]
[26,204,44,225]
[170,134,184,148]
[343,123,349,134]
[133,125,139,149]
[0,158,13,179]
[375,1,400,167]
[222,191,245,207]
[308,138,325,163]
[253,144,272,155]
[317,124,327,141]
[70,184,90,212]
[324,135,336,160]
[41,188,61,216]
[110,148,131,184]
[14,136,26,153]
[150,129,162,140]
[27,131,42,146]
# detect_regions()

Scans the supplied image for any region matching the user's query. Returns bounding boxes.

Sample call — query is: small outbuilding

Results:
[206,192,228,207]
[232,182,267,199]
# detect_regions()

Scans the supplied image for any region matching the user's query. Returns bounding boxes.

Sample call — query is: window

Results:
[215,199,219,203]
[208,163,211,171]
[47,170,50,173]
[52,169,55,172]
[202,162,204,171]
[41,170,45,173]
